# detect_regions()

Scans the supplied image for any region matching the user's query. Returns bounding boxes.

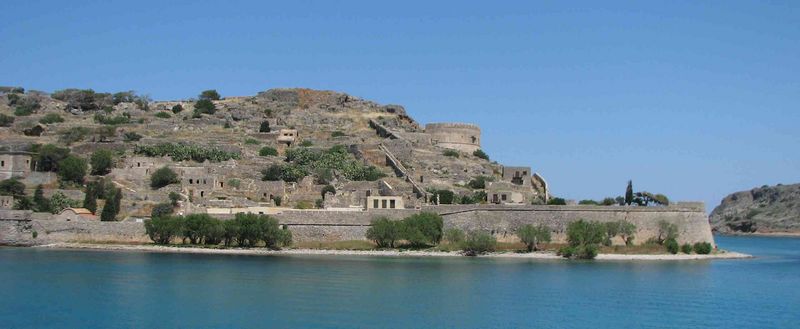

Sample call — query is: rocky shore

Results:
[33,243,753,261]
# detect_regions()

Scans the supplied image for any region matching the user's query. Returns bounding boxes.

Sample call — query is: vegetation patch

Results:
[135,143,241,162]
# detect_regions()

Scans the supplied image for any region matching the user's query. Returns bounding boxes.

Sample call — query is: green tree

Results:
[625,180,634,205]
[259,121,271,133]
[656,220,678,245]
[365,217,400,248]
[547,197,566,205]
[561,219,606,259]
[0,178,26,197]
[100,188,120,221]
[171,104,184,113]
[517,224,552,252]
[681,243,693,254]
[400,212,444,247]
[321,184,335,199]
[48,192,78,214]
[33,185,50,213]
[144,216,182,244]
[83,182,98,214]
[57,155,87,184]
[0,113,14,127]
[693,242,712,254]
[168,192,181,206]
[13,197,33,210]
[665,238,679,254]
[199,90,221,101]
[193,99,216,115]
[90,149,114,175]
[462,231,497,255]
[151,202,174,219]
[150,167,179,189]
[34,144,70,172]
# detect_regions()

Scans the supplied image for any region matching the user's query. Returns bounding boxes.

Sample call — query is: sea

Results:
[1,235,798,328]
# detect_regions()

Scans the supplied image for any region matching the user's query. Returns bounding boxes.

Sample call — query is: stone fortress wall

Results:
[424,123,481,153]
[1,204,714,247]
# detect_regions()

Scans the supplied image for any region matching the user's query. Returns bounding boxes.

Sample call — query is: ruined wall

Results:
[1,204,714,246]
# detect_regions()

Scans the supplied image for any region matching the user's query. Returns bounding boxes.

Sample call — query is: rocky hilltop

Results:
[0,87,548,220]
[710,183,800,234]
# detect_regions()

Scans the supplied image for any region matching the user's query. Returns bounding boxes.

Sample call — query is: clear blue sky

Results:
[2,1,798,211]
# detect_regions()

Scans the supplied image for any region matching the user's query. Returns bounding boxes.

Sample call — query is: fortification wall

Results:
[424,123,481,153]
[1,205,714,246]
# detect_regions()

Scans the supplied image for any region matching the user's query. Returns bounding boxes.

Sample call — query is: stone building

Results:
[366,196,405,209]
[0,151,35,180]
[424,123,481,153]
[486,181,526,204]
[54,208,98,221]
[277,129,298,145]
[501,166,531,186]
[0,196,14,209]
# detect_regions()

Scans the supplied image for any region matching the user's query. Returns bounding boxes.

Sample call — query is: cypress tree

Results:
[100,188,119,221]
[625,180,634,206]
[33,184,50,213]
[84,182,97,214]
[112,188,122,218]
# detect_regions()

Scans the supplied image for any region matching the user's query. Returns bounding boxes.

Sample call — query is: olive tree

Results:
[517,224,551,252]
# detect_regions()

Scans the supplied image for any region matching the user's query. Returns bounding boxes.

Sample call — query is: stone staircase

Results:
[378,143,427,200]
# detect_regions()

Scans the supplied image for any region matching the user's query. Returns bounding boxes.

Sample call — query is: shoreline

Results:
[30,243,754,261]
[716,231,800,238]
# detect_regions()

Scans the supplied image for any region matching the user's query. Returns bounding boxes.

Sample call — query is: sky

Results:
[1,1,798,211]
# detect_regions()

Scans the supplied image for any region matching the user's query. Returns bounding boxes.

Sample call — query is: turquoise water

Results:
[1,236,799,328]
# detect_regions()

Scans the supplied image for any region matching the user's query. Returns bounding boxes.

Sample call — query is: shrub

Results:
[83,183,98,214]
[517,224,551,252]
[57,155,87,184]
[429,189,455,204]
[155,111,171,119]
[467,176,492,189]
[93,113,130,125]
[400,212,444,247]
[601,197,616,206]
[283,146,386,182]
[331,131,346,137]
[295,200,314,209]
[168,192,181,206]
[681,243,693,254]
[665,238,679,254]
[547,197,567,205]
[462,231,497,255]
[259,146,278,156]
[321,184,335,199]
[300,140,313,147]
[578,199,599,205]
[52,88,107,111]
[151,202,174,219]
[473,149,489,160]
[261,164,307,182]
[244,138,259,145]
[558,245,598,259]
[39,113,64,124]
[0,113,14,127]
[444,228,465,245]
[199,90,221,101]
[259,121,271,133]
[273,195,282,206]
[59,126,91,145]
[171,104,184,113]
[0,178,26,197]
[229,213,291,248]
[150,167,179,189]
[13,197,34,210]
[123,132,142,142]
[90,149,114,175]
[366,217,400,248]
[227,179,240,189]
[193,99,216,115]
[135,143,240,162]
[13,98,40,116]
[693,242,712,254]
[442,149,459,158]
[145,216,182,244]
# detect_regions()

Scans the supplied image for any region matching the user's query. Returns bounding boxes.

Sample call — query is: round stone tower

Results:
[424,123,481,153]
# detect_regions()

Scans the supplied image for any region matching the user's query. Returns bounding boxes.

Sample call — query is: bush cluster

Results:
[94,113,130,125]
[150,166,179,189]
[155,112,172,119]
[517,224,552,252]
[693,242,712,254]
[144,213,292,249]
[264,146,385,182]
[365,213,443,248]
[442,149,460,158]
[461,231,497,255]
[472,149,489,160]
[259,146,278,157]
[559,219,606,259]
[39,113,64,124]
[134,143,240,162]
[0,113,14,127]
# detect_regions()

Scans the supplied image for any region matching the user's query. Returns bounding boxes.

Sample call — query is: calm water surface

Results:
[1,236,799,328]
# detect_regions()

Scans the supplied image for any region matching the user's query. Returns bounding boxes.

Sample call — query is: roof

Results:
[62,208,93,215]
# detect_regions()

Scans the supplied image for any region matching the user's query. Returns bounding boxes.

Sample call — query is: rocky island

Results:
[710,183,800,235]
[0,87,727,259]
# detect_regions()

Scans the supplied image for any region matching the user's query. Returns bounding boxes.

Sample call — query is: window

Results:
[382,200,387,208]
[263,193,267,197]
[137,162,141,167]
[219,182,224,188]
[501,194,507,201]
[373,199,379,208]
[200,191,205,197]
[1,160,4,167]
[390,200,396,209]
[523,171,527,176]
[189,179,193,184]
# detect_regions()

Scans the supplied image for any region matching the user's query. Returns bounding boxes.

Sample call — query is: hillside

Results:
[0,87,548,220]
[709,183,800,234]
